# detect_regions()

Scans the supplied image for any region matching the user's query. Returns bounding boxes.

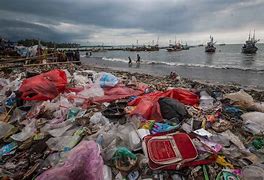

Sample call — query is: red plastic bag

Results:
[19,69,67,101]
[128,88,199,121]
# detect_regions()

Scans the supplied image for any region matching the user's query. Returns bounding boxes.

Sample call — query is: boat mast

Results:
[253,29,255,41]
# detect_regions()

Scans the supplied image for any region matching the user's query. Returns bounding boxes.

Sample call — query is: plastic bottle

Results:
[199,91,214,110]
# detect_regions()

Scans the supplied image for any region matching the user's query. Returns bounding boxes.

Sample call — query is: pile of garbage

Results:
[0,65,264,179]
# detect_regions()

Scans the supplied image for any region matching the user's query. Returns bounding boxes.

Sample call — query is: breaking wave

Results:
[101,57,264,72]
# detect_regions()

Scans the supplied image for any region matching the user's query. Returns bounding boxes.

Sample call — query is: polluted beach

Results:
[1,1,264,180]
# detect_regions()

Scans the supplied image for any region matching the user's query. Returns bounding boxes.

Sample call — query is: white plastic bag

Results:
[90,112,109,125]
[224,89,254,109]
[75,85,104,105]
[11,119,36,142]
[241,112,264,135]
[97,73,118,88]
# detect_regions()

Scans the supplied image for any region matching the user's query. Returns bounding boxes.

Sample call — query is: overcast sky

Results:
[0,0,264,45]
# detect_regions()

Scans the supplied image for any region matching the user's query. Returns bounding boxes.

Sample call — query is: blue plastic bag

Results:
[99,73,118,88]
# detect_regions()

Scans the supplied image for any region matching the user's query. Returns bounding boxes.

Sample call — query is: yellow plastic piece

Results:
[216,155,234,169]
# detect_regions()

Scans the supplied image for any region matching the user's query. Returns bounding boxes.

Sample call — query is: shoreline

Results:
[81,56,264,90]
[80,64,264,101]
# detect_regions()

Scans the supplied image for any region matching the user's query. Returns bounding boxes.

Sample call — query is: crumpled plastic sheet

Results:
[11,118,36,142]
[0,122,14,139]
[36,140,103,180]
[92,83,147,103]
[241,112,264,135]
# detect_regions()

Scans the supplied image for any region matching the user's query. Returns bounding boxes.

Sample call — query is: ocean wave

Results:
[101,57,264,72]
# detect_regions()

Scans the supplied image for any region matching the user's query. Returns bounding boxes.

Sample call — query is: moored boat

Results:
[205,36,216,53]
[242,30,259,54]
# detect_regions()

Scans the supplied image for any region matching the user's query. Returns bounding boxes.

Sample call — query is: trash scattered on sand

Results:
[0,63,264,179]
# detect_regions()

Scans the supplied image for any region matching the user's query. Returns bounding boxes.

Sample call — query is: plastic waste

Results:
[221,130,246,150]
[46,135,81,151]
[98,72,118,87]
[73,73,90,86]
[216,155,234,169]
[75,85,104,105]
[47,123,73,137]
[9,107,28,123]
[0,122,14,139]
[137,129,150,139]
[252,102,264,112]
[216,170,239,180]
[128,130,141,151]
[103,165,112,180]
[36,141,103,180]
[112,147,137,171]
[11,119,36,142]
[0,142,17,157]
[241,112,264,135]
[199,91,214,110]
[252,137,264,150]
[193,128,213,138]
[241,164,264,180]
[224,89,254,109]
[128,88,199,121]
[19,69,67,101]
[67,108,80,120]
[90,112,109,125]
[151,122,177,134]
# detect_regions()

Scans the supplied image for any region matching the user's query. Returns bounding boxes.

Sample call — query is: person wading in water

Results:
[128,56,132,67]
[136,54,141,68]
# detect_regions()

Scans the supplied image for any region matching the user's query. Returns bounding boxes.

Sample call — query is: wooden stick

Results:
[0,53,57,64]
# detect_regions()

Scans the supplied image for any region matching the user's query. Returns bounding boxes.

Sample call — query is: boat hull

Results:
[205,46,216,53]
[242,47,258,54]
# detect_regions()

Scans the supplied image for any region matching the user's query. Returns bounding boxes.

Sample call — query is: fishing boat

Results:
[146,44,159,51]
[181,43,190,50]
[166,39,182,52]
[242,30,259,54]
[205,36,216,53]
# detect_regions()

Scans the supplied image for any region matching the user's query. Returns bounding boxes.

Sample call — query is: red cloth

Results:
[128,88,199,121]
[19,69,67,101]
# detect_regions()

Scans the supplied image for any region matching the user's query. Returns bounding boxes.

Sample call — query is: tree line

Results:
[17,39,80,48]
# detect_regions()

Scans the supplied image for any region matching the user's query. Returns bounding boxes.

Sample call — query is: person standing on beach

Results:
[128,56,132,67]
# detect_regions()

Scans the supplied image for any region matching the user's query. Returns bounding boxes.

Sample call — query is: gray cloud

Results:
[0,0,263,43]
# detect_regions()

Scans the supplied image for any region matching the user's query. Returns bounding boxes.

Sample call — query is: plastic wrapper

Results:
[75,85,104,105]
[112,147,137,171]
[221,130,246,150]
[0,122,14,139]
[224,89,254,109]
[73,73,90,87]
[0,142,17,157]
[11,119,36,142]
[36,140,103,180]
[103,165,112,180]
[46,135,81,151]
[90,112,109,125]
[242,164,264,179]
[9,107,28,123]
[47,123,73,137]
